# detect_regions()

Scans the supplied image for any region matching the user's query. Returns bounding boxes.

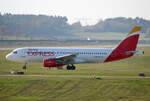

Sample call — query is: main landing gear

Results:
[66,64,76,70]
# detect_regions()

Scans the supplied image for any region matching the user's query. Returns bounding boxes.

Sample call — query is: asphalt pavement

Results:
[0,74,149,79]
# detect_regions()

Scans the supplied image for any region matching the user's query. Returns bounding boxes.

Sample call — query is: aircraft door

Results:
[20,49,26,58]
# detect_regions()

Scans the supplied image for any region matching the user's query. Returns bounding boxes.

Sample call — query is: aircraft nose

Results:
[6,54,12,60]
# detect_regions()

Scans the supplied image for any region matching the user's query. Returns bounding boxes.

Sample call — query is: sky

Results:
[0,0,150,25]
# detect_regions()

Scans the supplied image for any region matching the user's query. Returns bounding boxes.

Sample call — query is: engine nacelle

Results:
[43,59,63,67]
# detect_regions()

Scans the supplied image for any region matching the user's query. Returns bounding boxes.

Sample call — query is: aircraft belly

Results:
[75,55,107,63]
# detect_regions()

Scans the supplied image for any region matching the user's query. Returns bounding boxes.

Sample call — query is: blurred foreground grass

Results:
[0,77,150,101]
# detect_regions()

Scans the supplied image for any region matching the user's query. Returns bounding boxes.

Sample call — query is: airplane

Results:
[6,26,144,70]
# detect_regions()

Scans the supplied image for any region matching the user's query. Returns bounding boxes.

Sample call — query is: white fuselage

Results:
[6,47,114,64]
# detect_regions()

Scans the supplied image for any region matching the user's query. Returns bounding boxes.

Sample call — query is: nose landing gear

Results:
[66,64,76,70]
[22,62,27,70]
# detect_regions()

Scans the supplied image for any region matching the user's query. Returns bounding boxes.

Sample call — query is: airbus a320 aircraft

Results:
[6,26,144,70]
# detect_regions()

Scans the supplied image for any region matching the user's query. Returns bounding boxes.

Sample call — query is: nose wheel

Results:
[22,62,27,70]
[66,64,76,70]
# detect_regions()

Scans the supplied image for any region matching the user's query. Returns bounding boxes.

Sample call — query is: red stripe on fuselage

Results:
[104,34,139,62]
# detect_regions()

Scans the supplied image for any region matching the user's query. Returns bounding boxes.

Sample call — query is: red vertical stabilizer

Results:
[104,26,141,62]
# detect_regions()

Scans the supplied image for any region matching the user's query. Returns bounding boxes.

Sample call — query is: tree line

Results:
[0,13,150,38]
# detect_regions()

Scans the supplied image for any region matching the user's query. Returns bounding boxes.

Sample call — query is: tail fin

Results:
[104,26,142,62]
[115,26,141,52]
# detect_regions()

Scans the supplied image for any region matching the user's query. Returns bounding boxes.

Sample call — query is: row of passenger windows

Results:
[55,51,107,55]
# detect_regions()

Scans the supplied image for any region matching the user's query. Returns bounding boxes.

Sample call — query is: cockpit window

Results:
[13,51,17,54]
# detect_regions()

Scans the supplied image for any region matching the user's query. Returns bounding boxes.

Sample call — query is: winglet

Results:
[128,26,142,35]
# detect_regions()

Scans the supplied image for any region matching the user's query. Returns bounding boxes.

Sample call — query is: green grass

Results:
[0,77,150,101]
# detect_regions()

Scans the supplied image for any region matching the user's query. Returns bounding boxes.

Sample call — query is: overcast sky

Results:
[1,0,150,25]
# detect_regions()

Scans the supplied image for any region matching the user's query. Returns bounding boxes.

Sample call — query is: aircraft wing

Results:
[47,54,77,65]
[55,54,76,60]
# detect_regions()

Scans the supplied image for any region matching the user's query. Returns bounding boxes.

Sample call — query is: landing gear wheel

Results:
[66,65,76,70]
[66,65,71,70]
[71,65,76,70]
[22,65,27,70]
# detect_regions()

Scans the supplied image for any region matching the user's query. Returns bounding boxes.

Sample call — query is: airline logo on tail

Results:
[128,26,141,35]
[104,26,142,62]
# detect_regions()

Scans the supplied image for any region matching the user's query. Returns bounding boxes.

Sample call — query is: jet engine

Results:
[43,59,63,67]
